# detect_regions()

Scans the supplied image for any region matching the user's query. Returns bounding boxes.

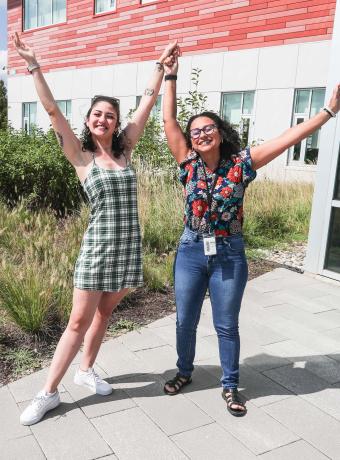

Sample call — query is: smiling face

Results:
[86,101,118,139]
[189,116,222,155]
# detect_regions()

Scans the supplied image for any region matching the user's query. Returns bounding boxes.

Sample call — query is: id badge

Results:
[203,236,217,256]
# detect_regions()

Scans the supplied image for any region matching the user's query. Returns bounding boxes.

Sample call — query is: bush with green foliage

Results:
[0,80,7,130]
[0,127,83,214]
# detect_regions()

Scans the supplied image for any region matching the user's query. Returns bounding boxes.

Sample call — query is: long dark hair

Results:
[185,111,241,160]
[81,96,127,158]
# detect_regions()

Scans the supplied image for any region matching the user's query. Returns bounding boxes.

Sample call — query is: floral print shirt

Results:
[179,148,256,236]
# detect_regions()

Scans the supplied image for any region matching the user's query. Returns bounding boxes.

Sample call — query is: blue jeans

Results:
[174,226,248,389]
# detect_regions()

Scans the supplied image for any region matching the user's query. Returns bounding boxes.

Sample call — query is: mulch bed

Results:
[0,258,282,387]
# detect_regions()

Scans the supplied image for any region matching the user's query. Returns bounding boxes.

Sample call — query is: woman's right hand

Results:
[164,47,180,76]
[13,32,38,65]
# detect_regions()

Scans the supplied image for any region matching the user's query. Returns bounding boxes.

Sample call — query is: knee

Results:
[214,323,239,339]
[96,307,112,323]
[67,315,92,335]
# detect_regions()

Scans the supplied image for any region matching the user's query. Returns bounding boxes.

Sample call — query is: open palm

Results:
[13,32,36,64]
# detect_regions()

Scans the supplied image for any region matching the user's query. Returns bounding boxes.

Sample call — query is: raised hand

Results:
[327,84,340,115]
[164,53,179,75]
[13,32,37,65]
[158,40,180,64]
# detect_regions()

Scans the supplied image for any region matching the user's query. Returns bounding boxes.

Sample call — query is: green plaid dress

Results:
[74,156,143,291]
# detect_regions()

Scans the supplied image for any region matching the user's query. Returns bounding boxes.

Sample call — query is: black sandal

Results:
[164,373,192,395]
[222,388,247,417]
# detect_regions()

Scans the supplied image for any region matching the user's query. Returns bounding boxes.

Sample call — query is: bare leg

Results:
[80,288,130,370]
[44,288,103,393]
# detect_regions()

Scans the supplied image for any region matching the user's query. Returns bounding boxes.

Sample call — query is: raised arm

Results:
[163,53,189,164]
[250,84,340,170]
[124,41,179,156]
[13,33,82,167]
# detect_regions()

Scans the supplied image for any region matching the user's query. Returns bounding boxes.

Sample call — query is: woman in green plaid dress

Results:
[14,32,179,426]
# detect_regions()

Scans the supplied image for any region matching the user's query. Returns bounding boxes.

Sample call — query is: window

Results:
[57,100,71,123]
[220,91,254,147]
[24,0,66,30]
[289,88,325,165]
[136,95,162,118]
[22,102,37,134]
[95,0,116,14]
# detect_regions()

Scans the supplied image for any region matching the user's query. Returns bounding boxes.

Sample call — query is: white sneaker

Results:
[74,367,112,395]
[20,390,60,426]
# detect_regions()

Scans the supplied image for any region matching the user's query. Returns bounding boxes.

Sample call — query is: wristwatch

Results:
[27,63,40,73]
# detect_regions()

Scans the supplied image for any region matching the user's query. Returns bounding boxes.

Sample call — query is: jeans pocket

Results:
[221,237,245,254]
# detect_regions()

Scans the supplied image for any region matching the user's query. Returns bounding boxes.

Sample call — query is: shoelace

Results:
[32,394,50,409]
[91,370,104,383]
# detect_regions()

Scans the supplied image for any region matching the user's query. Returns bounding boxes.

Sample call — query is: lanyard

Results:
[199,157,220,232]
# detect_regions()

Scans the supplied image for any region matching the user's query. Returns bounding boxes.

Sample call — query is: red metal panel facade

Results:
[7,0,335,74]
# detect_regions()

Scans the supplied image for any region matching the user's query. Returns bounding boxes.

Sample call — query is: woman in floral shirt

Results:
[162,51,340,416]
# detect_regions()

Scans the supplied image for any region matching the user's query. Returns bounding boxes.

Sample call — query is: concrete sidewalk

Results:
[2,268,340,459]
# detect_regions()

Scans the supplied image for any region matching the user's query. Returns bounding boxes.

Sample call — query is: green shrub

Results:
[0,127,83,215]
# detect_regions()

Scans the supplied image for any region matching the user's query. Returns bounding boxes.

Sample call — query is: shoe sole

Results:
[20,397,61,426]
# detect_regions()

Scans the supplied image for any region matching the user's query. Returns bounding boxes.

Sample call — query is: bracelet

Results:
[27,63,40,73]
[323,106,336,118]
[165,74,177,81]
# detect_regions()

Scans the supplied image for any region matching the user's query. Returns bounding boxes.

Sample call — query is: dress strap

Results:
[122,151,130,167]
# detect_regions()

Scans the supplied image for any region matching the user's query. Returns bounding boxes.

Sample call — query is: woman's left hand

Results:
[327,83,340,115]
[158,40,180,64]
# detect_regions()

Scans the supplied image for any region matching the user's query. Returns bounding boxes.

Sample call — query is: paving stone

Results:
[274,291,335,313]
[92,407,186,459]
[313,294,340,309]
[117,327,168,351]
[0,387,30,442]
[1,435,45,460]
[120,375,213,436]
[8,368,65,403]
[259,439,329,460]
[19,392,112,460]
[263,340,340,384]
[62,364,136,419]
[185,386,298,455]
[263,397,340,459]
[146,316,175,328]
[135,344,178,375]
[265,303,340,332]
[301,384,340,421]
[151,324,177,347]
[240,340,291,372]
[239,364,293,407]
[95,338,153,378]
[171,422,256,460]
[263,364,328,395]
[239,317,287,345]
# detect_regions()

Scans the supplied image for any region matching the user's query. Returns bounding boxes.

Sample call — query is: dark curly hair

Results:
[81,96,128,158]
[185,111,241,160]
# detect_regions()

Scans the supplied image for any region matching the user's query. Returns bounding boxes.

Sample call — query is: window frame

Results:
[220,91,255,147]
[288,87,326,167]
[23,0,67,31]
[56,100,72,124]
[136,94,162,118]
[22,102,37,134]
[94,0,116,15]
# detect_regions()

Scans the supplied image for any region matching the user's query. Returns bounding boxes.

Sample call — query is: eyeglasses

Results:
[190,124,217,139]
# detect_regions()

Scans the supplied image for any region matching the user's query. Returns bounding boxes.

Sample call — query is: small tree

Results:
[177,68,208,130]
[0,79,7,130]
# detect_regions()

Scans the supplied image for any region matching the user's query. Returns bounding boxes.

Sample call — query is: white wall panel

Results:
[91,66,115,97]
[71,69,92,99]
[191,53,223,92]
[7,102,21,129]
[257,44,299,89]
[295,41,331,88]
[222,49,259,91]
[113,62,137,96]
